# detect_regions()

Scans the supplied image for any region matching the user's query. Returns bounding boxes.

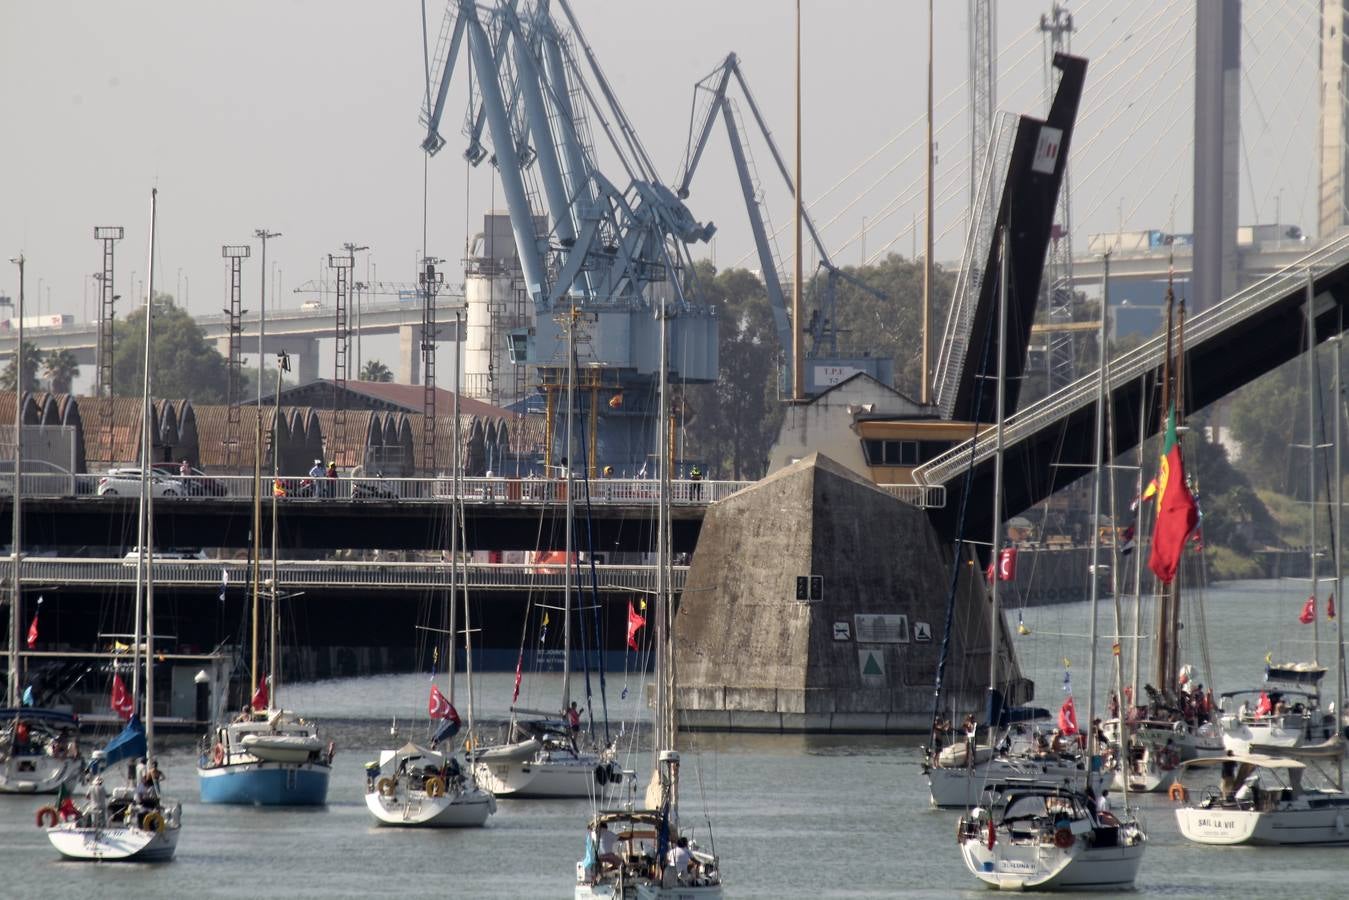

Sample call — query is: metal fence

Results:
[17,557,687,593]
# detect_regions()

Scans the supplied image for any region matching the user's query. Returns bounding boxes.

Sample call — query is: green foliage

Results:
[0,341,41,393]
[112,294,232,402]
[1184,409,1279,555]
[43,349,79,394]
[360,360,393,383]
[1204,544,1263,581]
[1225,359,1303,494]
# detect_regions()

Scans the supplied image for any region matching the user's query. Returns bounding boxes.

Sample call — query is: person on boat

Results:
[1235,772,1262,806]
[1050,728,1068,754]
[596,821,621,871]
[565,701,584,753]
[1255,691,1272,718]
[1095,788,1118,825]
[83,774,109,827]
[1033,732,1051,759]
[13,720,30,754]
[1108,691,1120,719]
[1219,760,1238,802]
[134,770,160,812]
[666,836,694,882]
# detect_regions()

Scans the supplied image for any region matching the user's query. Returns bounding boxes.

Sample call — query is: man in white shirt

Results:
[666,836,693,881]
[596,822,621,869]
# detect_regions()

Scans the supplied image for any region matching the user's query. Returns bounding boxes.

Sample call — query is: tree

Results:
[1,341,41,393]
[112,294,232,402]
[360,359,393,382]
[43,349,79,394]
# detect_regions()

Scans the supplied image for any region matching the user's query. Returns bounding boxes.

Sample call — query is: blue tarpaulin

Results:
[101,715,146,767]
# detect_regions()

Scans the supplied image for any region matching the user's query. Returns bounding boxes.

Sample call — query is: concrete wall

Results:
[675,452,1027,733]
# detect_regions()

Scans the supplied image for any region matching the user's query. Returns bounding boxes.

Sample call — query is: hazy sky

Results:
[0,0,1320,376]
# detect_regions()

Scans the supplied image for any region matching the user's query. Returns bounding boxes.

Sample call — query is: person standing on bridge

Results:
[325,460,337,498]
[179,458,191,477]
[689,465,703,501]
[308,459,324,497]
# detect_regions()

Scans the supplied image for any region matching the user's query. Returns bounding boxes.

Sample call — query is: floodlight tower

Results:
[969,0,996,208]
[1039,3,1076,392]
[221,244,251,471]
[326,250,355,466]
[418,258,444,476]
[93,226,124,464]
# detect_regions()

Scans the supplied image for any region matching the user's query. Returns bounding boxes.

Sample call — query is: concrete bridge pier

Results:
[398,324,423,385]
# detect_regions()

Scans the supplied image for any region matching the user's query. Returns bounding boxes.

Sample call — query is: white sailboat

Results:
[956,231,1145,890]
[1175,307,1349,848]
[366,325,495,827]
[474,308,615,799]
[575,293,722,899]
[45,189,182,861]
[197,350,331,805]
[1,259,83,794]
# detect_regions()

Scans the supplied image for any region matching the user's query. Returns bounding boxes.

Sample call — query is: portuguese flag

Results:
[1147,406,1198,584]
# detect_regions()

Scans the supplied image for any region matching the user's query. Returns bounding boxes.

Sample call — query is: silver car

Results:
[96,467,183,498]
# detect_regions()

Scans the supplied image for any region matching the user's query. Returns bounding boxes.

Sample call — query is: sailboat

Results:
[575,293,722,900]
[925,232,1083,810]
[956,230,1146,890]
[1220,284,1343,757]
[474,308,616,799]
[45,189,182,861]
[365,328,495,827]
[1,259,83,795]
[197,350,332,804]
[1175,297,1349,847]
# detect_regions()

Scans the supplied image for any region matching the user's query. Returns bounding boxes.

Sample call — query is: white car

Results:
[97,468,182,498]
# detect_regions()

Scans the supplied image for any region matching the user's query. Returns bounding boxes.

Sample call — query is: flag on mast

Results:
[1147,405,1198,583]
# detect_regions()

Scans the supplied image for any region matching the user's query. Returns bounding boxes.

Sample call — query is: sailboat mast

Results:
[6,254,22,709]
[1086,252,1107,774]
[987,228,1008,714]
[1103,255,1132,812]
[1168,301,1186,691]
[450,308,462,707]
[561,308,576,711]
[1152,284,1175,692]
[141,187,159,756]
[269,360,282,710]
[1333,317,1344,791]
[1130,371,1146,709]
[1308,271,1320,664]
[657,294,672,753]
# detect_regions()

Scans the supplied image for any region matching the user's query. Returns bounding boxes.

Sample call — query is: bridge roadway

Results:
[13,557,687,594]
[3,476,944,553]
[915,232,1349,544]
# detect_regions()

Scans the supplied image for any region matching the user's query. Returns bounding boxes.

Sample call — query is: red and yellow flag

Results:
[1147,406,1198,583]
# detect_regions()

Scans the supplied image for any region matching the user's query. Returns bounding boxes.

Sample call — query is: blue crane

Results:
[676,53,894,396]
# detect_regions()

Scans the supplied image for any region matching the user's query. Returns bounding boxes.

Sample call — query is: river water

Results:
[4,578,1349,897]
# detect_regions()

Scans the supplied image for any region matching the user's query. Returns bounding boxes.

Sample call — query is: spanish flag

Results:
[1147,406,1198,584]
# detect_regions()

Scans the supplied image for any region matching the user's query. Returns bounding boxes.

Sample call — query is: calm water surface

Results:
[4,579,1349,897]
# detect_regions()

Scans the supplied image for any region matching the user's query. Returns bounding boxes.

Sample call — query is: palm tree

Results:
[359,360,393,383]
[43,349,79,394]
[1,341,41,393]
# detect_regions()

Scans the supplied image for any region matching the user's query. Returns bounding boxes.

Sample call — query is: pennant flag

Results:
[1300,595,1316,625]
[1330,594,1337,621]
[428,683,457,720]
[512,656,523,704]
[607,393,624,409]
[250,674,270,712]
[110,672,135,720]
[1140,478,1158,502]
[1058,695,1079,735]
[1147,406,1199,584]
[997,547,1017,581]
[21,685,34,706]
[984,562,995,583]
[26,613,38,649]
[539,611,550,644]
[627,599,647,651]
[218,569,229,603]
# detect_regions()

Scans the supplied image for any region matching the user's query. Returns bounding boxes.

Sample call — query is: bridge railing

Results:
[19,557,687,593]
[73,474,751,506]
[878,483,947,508]
[915,231,1349,488]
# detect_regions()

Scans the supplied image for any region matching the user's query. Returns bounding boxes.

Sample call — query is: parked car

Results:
[96,468,183,498]
[150,462,228,497]
[0,459,76,498]
[122,547,209,563]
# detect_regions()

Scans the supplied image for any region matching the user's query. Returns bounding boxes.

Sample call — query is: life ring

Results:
[325,740,336,765]
[35,806,59,828]
[377,777,397,797]
[211,743,225,766]
[142,810,166,833]
[1053,828,1074,849]
[424,776,446,798]
[594,764,609,786]
[1169,782,1189,803]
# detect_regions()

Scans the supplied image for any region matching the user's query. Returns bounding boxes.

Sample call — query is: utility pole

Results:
[93,227,123,466]
[222,244,251,472]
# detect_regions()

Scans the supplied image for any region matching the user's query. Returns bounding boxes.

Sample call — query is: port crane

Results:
[675,53,893,395]
[418,0,719,471]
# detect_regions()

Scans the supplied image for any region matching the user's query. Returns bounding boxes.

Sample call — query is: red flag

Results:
[250,675,269,712]
[26,612,38,649]
[428,683,458,722]
[1057,695,1079,736]
[1330,594,1337,620]
[1300,595,1316,625]
[1147,407,1199,583]
[997,547,1017,581]
[627,600,647,651]
[109,673,134,720]
[984,562,995,583]
[511,654,524,705]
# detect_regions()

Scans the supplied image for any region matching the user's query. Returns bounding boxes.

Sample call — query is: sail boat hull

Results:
[198,759,329,805]
[474,753,604,798]
[47,805,182,862]
[959,837,1144,891]
[0,753,82,794]
[366,784,495,827]
[928,757,1084,808]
